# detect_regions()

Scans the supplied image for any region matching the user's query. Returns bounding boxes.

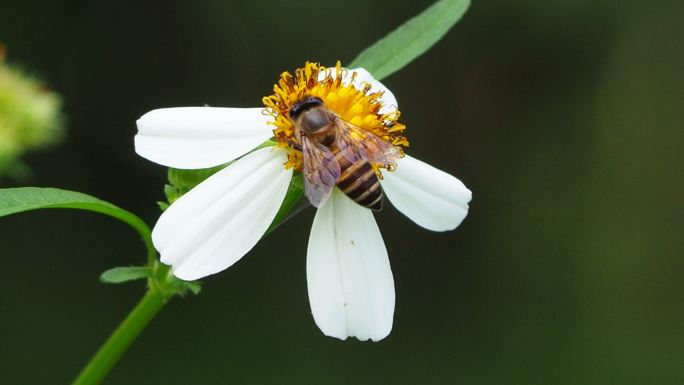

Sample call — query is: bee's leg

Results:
[288,140,302,151]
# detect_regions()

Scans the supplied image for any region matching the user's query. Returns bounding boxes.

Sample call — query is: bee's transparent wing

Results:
[334,118,402,167]
[301,136,341,208]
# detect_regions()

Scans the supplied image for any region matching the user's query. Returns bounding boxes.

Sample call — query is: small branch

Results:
[71,289,167,385]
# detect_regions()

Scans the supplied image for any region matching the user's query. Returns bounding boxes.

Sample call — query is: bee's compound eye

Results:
[289,104,303,119]
[289,96,324,119]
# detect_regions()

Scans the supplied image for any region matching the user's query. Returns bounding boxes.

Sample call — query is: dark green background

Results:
[1,0,683,384]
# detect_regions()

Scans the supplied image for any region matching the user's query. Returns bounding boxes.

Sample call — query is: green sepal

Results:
[100,266,149,284]
[266,172,305,234]
[163,140,279,204]
[162,275,202,297]
[166,165,225,201]
[161,141,306,236]
[185,281,202,295]
[349,0,471,80]
[162,184,179,206]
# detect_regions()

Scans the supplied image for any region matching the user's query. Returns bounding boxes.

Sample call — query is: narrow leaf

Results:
[349,0,470,80]
[0,187,155,263]
[100,266,149,284]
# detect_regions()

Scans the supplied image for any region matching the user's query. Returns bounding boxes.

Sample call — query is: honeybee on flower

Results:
[287,94,401,211]
[135,62,471,341]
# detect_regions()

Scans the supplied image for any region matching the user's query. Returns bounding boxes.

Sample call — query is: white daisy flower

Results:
[135,62,471,341]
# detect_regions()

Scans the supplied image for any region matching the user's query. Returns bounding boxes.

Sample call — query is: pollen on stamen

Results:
[262,61,408,171]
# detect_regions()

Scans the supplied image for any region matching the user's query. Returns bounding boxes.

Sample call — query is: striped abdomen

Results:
[334,151,383,211]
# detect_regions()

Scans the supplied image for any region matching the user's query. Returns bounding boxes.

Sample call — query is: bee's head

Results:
[289,96,324,120]
[290,96,332,134]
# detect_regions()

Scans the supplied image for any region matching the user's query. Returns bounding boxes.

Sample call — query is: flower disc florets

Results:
[262,61,408,170]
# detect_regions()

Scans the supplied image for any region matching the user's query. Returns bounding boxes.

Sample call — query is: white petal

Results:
[135,107,273,169]
[318,66,398,114]
[307,189,394,341]
[381,155,471,232]
[152,147,292,280]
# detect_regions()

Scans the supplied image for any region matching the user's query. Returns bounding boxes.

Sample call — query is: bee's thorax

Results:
[298,107,333,135]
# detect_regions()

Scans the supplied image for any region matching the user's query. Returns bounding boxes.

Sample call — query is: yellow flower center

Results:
[262,61,408,170]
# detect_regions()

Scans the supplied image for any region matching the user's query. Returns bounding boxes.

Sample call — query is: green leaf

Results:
[0,187,156,264]
[266,172,306,234]
[349,0,471,80]
[100,266,149,284]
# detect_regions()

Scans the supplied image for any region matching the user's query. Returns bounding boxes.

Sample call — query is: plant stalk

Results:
[72,289,167,385]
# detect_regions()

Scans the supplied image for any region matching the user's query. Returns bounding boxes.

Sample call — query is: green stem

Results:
[72,289,167,385]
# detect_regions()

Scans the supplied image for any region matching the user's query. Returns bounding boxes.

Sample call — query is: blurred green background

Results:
[1,0,683,384]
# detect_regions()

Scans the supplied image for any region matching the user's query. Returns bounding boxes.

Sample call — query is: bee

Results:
[289,96,401,211]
